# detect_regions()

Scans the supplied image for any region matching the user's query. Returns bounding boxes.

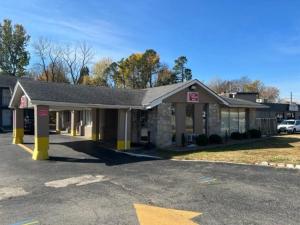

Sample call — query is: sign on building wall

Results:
[38,108,49,117]
[19,95,28,108]
[289,104,299,112]
[187,92,199,103]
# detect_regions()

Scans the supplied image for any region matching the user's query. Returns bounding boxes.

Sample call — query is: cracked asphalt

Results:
[0,132,300,225]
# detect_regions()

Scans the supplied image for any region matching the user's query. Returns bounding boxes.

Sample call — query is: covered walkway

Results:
[9,79,138,160]
[20,133,156,165]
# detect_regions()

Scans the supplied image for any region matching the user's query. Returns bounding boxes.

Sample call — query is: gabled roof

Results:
[9,78,268,109]
[141,79,228,108]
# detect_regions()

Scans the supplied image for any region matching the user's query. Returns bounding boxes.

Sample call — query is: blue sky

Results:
[1,0,300,100]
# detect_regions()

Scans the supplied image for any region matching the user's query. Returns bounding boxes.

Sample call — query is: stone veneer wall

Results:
[148,103,173,147]
[207,103,221,135]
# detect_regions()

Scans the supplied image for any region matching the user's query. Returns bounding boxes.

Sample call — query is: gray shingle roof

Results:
[141,80,195,106]
[0,75,17,90]
[19,79,145,107]
[221,96,268,108]
[13,79,267,109]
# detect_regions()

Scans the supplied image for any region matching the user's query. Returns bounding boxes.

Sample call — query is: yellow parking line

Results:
[17,144,33,155]
[23,221,39,225]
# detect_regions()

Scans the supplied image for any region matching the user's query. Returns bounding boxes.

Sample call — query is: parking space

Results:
[1,132,300,225]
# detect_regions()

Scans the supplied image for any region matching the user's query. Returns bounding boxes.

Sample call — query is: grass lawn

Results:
[158,134,300,165]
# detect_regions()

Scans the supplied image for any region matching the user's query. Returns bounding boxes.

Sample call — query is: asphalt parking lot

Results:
[0,133,300,225]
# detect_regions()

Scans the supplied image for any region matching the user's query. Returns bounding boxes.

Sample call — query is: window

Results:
[239,109,246,133]
[186,104,194,133]
[202,104,208,134]
[221,108,230,135]
[230,108,239,133]
[171,104,176,142]
[221,108,247,135]
[2,89,11,106]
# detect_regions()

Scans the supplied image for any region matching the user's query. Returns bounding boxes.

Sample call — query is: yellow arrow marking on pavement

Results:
[134,204,202,225]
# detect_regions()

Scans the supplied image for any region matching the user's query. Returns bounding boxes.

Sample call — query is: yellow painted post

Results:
[117,109,131,150]
[12,109,24,144]
[32,105,49,160]
[71,110,78,136]
[91,109,99,141]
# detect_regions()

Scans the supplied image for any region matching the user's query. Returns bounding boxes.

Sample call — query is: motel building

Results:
[9,79,267,160]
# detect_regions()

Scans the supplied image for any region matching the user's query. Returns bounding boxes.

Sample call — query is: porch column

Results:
[91,109,99,141]
[56,111,62,133]
[71,110,78,136]
[33,105,49,160]
[12,108,24,144]
[175,103,186,146]
[194,103,204,134]
[99,109,105,140]
[117,109,131,150]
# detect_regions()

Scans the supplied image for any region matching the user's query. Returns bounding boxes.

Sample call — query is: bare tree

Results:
[33,37,63,82]
[62,42,94,84]
[207,76,280,102]
[33,38,50,81]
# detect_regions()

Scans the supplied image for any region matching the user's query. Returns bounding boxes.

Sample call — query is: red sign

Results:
[38,108,48,117]
[19,95,28,108]
[187,92,199,103]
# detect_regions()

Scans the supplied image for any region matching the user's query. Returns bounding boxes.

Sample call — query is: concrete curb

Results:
[171,158,257,166]
[170,158,300,170]
[121,152,162,159]
[256,161,300,170]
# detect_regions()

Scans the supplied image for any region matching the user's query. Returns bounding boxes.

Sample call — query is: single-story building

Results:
[256,102,300,123]
[9,79,267,160]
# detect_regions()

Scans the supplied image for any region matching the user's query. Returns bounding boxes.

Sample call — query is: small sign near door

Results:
[38,108,48,117]
[187,92,199,103]
[19,95,28,108]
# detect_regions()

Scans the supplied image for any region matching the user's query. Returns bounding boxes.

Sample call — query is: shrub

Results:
[230,132,243,140]
[248,129,262,138]
[196,134,208,146]
[242,132,250,139]
[209,134,223,144]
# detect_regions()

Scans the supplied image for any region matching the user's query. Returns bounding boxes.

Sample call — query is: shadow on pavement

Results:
[48,140,159,166]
